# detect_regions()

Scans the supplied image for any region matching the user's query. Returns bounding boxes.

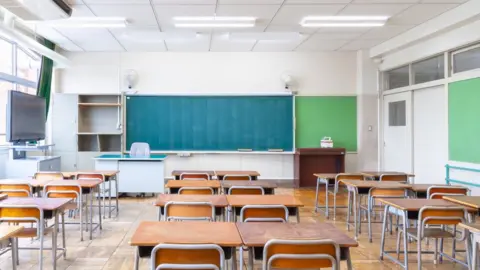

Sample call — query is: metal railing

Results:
[445,164,480,188]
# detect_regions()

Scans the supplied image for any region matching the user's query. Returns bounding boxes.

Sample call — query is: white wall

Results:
[55,52,358,179]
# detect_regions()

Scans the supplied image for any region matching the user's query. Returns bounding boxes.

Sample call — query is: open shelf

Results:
[99,135,121,151]
[79,103,121,107]
[79,95,121,104]
[78,106,120,133]
[78,134,99,152]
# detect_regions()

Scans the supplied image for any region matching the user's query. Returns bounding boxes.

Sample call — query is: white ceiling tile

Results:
[118,40,167,52]
[339,39,384,50]
[88,4,157,26]
[210,33,255,51]
[153,0,216,3]
[54,28,125,51]
[420,0,467,3]
[252,40,302,52]
[361,24,415,39]
[70,5,96,17]
[154,5,216,30]
[219,0,283,4]
[339,4,413,16]
[165,33,210,51]
[352,0,418,3]
[389,4,459,24]
[266,24,317,33]
[286,0,350,3]
[296,38,349,51]
[67,0,85,5]
[271,4,346,25]
[57,42,84,52]
[312,31,365,40]
[82,0,149,4]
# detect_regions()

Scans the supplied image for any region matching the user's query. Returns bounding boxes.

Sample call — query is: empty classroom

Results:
[0,1,479,270]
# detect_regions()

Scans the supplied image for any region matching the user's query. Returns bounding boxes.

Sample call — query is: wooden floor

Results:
[0,187,473,270]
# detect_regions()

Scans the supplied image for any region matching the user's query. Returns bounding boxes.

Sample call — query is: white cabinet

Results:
[52,94,78,152]
[6,156,61,178]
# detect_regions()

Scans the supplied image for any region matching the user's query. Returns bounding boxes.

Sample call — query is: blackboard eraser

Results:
[268,149,284,152]
[237,148,253,152]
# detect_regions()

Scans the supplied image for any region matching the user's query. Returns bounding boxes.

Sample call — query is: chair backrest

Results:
[0,205,42,225]
[228,186,264,195]
[151,243,224,270]
[76,173,105,181]
[178,187,214,195]
[180,173,210,180]
[427,186,469,199]
[223,175,251,181]
[379,174,408,183]
[263,239,340,270]
[34,172,64,180]
[164,201,215,221]
[130,142,151,158]
[240,205,288,222]
[418,206,466,238]
[0,184,32,197]
[369,187,407,198]
[336,173,364,181]
[44,184,82,200]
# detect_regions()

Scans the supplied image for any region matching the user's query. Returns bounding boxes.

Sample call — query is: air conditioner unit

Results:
[0,0,72,21]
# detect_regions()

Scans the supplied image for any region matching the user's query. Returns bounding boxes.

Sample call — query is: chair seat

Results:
[14,227,52,238]
[405,228,455,239]
[64,202,79,210]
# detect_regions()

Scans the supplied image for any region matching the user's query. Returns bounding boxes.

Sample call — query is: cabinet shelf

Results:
[79,103,121,107]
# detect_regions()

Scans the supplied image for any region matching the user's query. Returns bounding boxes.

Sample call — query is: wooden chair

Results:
[33,172,64,180]
[223,175,251,181]
[331,174,365,221]
[379,174,408,183]
[427,186,469,199]
[0,184,32,197]
[180,173,210,180]
[44,183,85,241]
[397,206,467,269]
[178,187,214,195]
[0,205,64,270]
[228,186,264,195]
[262,239,340,270]
[362,187,408,242]
[164,201,215,221]
[76,173,110,219]
[239,205,288,223]
[150,243,225,270]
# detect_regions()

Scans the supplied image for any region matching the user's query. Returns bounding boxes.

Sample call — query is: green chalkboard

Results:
[125,95,294,151]
[295,96,357,151]
[449,78,480,163]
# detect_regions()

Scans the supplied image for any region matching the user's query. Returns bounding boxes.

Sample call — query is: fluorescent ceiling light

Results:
[300,16,388,28]
[173,16,255,28]
[228,32,302,41]
[38,17,127,28]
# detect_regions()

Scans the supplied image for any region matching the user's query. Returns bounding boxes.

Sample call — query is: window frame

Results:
[411,53,445,85]
[450,43,480,75]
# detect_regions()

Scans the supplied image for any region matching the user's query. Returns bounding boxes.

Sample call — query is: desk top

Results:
[0,197,72,210]
[94,154,167,161]
[236,222,358,248]
[165,180,221,188]
[378,198,477,212]
[444,196,480,209]
[362,171,415,177]
[221,180,278,189]
[155,194,228,207]
[0,178,52,187]
[215,171,260,177]
[313,173,338,179]
[130,221,242,247]
[0,226,24,241]
[171,170,216,177]
[62,171,119,178]
[226,195,303,207]
[340,180,410,189]
[408,184,460,192]
[45,180,103,188]
[458,223,480,233]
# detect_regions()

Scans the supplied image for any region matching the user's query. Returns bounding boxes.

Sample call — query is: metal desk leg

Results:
[402,210,409,270]
[346,189,351,231]
[379,205,389,260]
[346,248,353,270]
[314,178,320,213]
[134,247,140,270]
[232,247,237,270]
[296,207,300,223]
[11,237,17,270]
[353,190,358,240]
[98,186,102,230]
[248,247,254,270]
[472,233,477,270]
[52,211,58,270]
[90,191,94,240]
[108,179,112,218]
[157,207,162,221]
[324,178,329,219]
[115,177,119,217]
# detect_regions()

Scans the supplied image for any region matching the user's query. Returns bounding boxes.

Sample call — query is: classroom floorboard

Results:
[0,187,472,270]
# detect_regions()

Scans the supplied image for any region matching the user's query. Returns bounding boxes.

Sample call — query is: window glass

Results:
[16,47,41,83]
[453,46,480,74]
[0,80,14,136]
[412,55,444,84]
[389,101,406,126]
[385,65,409,90]
[0,38,13,75]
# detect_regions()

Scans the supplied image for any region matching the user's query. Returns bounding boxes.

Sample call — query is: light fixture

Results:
[228,32,302,41]
[173,16,255,28]
[39,17,128,28]
[300,16,388,28]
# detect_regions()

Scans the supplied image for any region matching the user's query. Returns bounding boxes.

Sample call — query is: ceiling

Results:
[27,0,469,52]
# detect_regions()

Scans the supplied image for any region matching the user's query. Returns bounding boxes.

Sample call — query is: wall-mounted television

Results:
[6,90,46,142]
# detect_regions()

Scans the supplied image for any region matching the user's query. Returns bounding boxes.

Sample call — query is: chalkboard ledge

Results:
[123,151,296,155]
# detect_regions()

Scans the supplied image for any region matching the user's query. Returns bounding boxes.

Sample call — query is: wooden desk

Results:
[408,184,459,198]
[129,221,242,270]
[0,225,24,270]
[215,171,260,180]
[459,222,480,270]
[313,173,357,220]
[0,197,72,211]
[155,194,228,220]
[0,178,54,188]
[361,171,415,178]
[61,170,119,179]
[443,196,480,210]
[236,222,357,270]
[221,180,277,194]
[226,195,303,222]
[171,170,216,180]
[165,180,221,194]
[378,198,475,269]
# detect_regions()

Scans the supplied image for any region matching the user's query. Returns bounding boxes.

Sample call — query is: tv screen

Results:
[6,90,46,142]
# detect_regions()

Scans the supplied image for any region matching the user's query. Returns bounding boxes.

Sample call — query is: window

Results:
[385,65,410,90]
[16,47,40,82]
[389,101,406,126]
[412,55,444,84]
[0,38,13,75]
[453,45,480,74]
[0,80,14,144]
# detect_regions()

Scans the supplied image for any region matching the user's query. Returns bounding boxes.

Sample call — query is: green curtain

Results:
[36,38,55,116]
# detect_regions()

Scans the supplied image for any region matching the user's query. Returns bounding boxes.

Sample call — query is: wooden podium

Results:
[294,148,346,188]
